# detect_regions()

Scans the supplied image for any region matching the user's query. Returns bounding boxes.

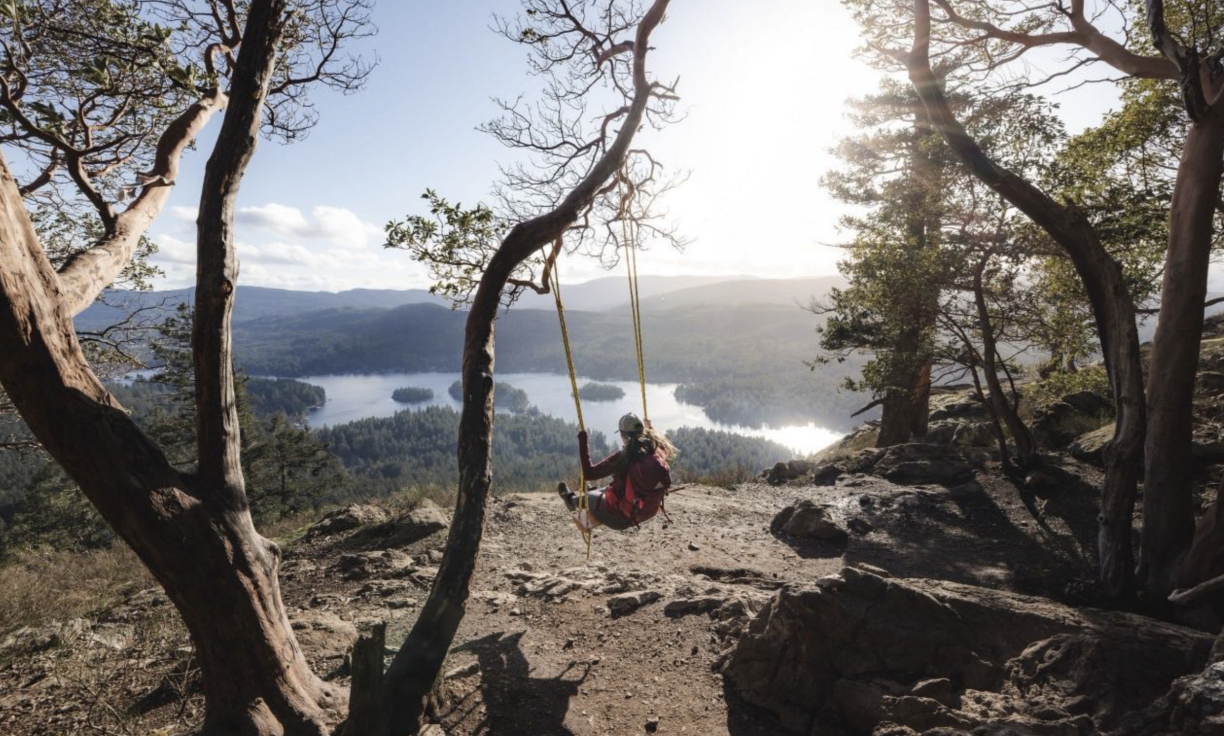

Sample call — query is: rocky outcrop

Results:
[929,393,988,422]
[724,567,1212,735]
[306,504,389,539]
[289,610,359,660]
[920,420,995,448]
[871,444,979,486]
[1033,391,1114,449]
[350,499,450,548]
[766,460,817,485]
[771,500,849,542]
[1069,423,1114,466]
[1071,423,1224,469]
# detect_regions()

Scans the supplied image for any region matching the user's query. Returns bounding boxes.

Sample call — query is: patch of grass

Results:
[385,484,457,513]
[262,506,335,548]
[0,544,153,634]
[812,426,877,464]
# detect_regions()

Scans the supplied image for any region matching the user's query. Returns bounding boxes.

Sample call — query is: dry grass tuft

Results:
[0,544,153,634]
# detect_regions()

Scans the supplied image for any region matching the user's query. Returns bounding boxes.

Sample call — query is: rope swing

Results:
[550,254,593,559]
[619,172,649,422]
[550,170,651,557]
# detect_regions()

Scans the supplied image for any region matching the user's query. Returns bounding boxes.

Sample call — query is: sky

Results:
[146,1,1121,293]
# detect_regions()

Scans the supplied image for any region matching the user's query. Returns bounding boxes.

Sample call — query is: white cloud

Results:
[152,233,196,265]
[149,202,433,292]
[237,203,312,237]
[170,206,198,222]
[312,206,384,250]
[241,240,325,267]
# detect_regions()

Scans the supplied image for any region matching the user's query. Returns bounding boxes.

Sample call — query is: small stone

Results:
[510,607,523,616]
[645,716,660,732]
[688,542,700,551]
[445,661,480,680]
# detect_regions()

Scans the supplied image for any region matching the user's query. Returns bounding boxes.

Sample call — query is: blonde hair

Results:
[617,426,678,477]
[643,426,677,460]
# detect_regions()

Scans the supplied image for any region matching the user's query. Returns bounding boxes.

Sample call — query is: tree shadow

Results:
[722,679,803,736]
[767,532,848,560]
[442,630,590,736]
[831,474,1100,601]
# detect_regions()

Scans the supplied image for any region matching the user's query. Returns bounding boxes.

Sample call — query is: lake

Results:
[299,371,842,456]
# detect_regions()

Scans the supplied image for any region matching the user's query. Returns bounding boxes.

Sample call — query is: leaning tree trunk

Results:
[973,259,1038,468]
[908,0,1145,598]
[0,164,338,736]
[365,3,674,733]
[0,3,339,734]
[1140,105,1224,596]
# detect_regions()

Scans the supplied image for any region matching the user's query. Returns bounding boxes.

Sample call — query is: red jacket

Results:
[579,431,672,523]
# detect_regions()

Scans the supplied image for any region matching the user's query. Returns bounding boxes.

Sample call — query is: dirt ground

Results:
[0,458,1105,736]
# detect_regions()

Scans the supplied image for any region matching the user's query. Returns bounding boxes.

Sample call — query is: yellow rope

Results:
[626,237,648,421]
[618,173,649,422]
[550,260,592,559]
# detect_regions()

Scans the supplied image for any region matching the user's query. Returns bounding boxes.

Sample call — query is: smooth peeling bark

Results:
[0,1,341,732]
[369,3,674,732]
[0,153,337,736]
[55,90,226,317]
[908,0,1145,597]
[188,1,342,732]
[1141,104,1224,595]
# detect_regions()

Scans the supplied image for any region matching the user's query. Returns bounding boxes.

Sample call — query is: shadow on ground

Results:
[443,631,590,736]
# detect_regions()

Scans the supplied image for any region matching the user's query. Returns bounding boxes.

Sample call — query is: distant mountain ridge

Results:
[78,275,845,330]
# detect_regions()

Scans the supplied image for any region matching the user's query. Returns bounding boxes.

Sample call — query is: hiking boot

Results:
[556,482,577,512]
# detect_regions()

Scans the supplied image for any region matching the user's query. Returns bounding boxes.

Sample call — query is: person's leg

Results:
[586,488,634,531]
[557,482,577,512]
[572,488,605,532]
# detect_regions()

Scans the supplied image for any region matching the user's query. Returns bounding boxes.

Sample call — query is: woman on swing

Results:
[557,412,677,531]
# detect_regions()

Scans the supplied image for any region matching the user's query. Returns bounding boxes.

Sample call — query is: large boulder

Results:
[929,393,988,422]
[1069,423,1113,466]
[306,504,389,539]
[766,460,817,485]
[872,444,978,486]
[351,499,450,548]
[724,568,1212,735]
[1033,391,1115,449]
[771,500,848,542]
[1070,423,1224,469]
[289,610,359,659]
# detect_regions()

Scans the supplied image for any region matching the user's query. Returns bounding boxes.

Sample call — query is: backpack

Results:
[615,453,671,525]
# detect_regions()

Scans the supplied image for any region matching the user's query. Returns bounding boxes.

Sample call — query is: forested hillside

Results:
[232,301,869,430]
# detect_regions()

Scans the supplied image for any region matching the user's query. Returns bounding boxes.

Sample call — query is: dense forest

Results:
[316,407,793,496]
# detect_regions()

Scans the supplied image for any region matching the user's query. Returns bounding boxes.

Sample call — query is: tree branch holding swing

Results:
[370,2,683,733]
